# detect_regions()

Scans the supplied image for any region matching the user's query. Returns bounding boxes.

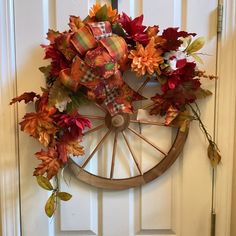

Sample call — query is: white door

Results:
[7,0,223,235]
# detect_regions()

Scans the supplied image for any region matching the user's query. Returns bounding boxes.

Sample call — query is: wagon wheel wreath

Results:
[10,3,221,217]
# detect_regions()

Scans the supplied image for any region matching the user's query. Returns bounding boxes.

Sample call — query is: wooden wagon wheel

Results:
[69,77,189,190]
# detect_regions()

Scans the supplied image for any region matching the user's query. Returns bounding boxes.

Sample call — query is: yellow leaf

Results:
[36,175,53,191]
[191,53,204,64]
[66,141,85,156]
[45,193,56,217]
[187,37,205,54]
[207,144,221,167]
[57,192,72,201]
[170,111,194,132]
[195,88,212,99]
[165,106,179,125]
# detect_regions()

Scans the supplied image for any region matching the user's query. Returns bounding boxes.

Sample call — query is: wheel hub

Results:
[105,113,130,132]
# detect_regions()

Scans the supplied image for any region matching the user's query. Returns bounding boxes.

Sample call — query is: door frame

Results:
[0,0,235,235]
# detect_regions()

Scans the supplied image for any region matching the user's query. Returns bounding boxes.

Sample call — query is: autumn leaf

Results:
[195,88,212,99]
[45,193,56,217]
[10,92,40,105]
[186,37,205,54]
[36,175,54,191]
[191,53,204,64]
[68,15,84,32]
[162,27,196,51]
[66,89,91,114]
[165,106,179,125]
[34,147,62,179]
[20,112,57,147]
[57,192,72,201]
[66,140,84,156]
[48,80,71,112]
[46,29,60,43]
[170,111,194,132]
[208,143,221,167]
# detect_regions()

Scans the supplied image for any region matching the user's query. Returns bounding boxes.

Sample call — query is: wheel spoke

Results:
[133,103,155,114]
[127,127,167,156]
[84,124,105,136]
[110,132,118,179]
[122,131,142,175]
[130,119,165,126]
[137,77,151,93]
[95,103,107,113]
[81,114,105,120]
[81,130,111,169]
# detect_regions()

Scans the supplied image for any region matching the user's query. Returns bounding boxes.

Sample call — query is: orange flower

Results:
[89,3,117,22]
[128,38,164,76]
[20,112,57,147]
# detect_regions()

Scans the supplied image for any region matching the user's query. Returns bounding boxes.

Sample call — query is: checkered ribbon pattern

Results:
[59,20,144,115]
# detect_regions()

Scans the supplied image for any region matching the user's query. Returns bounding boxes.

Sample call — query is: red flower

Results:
[162,62,197,92]
[54,113,91,142]
[162,28,196,51]
[118,13,149,45]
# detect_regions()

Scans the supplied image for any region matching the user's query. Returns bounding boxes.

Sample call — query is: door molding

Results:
[215,0,236,235]
[0,0,235,235]
[0,0,21,235]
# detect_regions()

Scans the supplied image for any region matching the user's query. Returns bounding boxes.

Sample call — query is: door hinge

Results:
[217,4,223,33]
[211,211,216,236]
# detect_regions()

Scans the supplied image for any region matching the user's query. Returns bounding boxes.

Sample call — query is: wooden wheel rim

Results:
[69,127,188,190]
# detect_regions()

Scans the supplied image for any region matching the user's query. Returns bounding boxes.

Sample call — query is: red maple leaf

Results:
[162,27,196,51]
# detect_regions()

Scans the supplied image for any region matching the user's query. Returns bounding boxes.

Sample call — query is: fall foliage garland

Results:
[10,3,221,217]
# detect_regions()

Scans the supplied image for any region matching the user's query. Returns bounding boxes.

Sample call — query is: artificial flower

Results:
[89,3,117,22]
[54,113,91,142]
[118,13,149,45]
[20,112,57,147]
[128,38,164,76]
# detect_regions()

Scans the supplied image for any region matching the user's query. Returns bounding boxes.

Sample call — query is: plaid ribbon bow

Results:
[59,21,144,115]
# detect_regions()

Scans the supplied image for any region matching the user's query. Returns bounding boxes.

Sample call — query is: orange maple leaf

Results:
[20,112,57,147]
[34,148,62,179]
[66,141,84,156]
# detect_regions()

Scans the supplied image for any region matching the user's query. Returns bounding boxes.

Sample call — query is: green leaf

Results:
[95,4,108,21]
[57,192,72,201]
[180,36,192,50]
[208,144,221,167]
[187,37,205,54]
[105,62,115,70]
[48,80,71,108]
[39,66,51,77]
[195,88,212,99]
[191,53,204,64]
[45,193,56,217]
[112,23,126,37]
[36,175,54,191]
[66,90,90,114]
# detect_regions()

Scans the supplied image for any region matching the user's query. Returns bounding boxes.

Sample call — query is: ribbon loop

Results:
[71,26,97,55]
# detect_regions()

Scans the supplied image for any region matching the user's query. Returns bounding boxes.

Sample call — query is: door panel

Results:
[14,0,218,235]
